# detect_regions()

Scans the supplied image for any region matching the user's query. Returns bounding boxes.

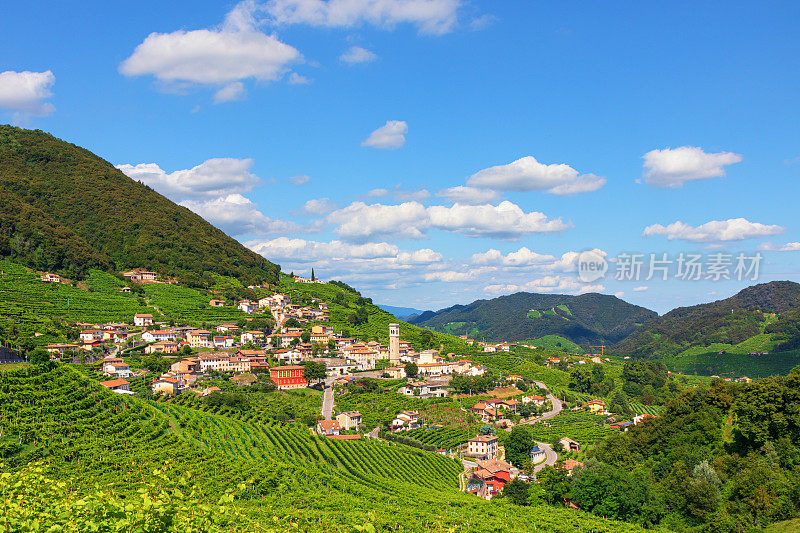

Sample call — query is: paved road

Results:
[533,441,557,473]
[321,377,335,420]
[531,381,562,422]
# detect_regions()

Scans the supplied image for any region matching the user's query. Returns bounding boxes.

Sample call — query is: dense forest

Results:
[0,126,279,286]
[613,281,800,358]
[411,292,657,345]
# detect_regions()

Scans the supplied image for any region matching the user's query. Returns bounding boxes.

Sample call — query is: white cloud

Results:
[340,46,378,65]
[436,186,499,204]
[633,286,648,292]
[362,120,408,149]
[289,174,310,185]
[614,291,625,298]
[302,197,337,215]
[367,188,389,197]
[248,237,400,261]
[0,70,55,119]
[366,185,428,201]
[467,156,605,195]
[327,200,569,242]
[119,2,301,96]
[181,194,300,236]
[642,146,742,188]
[758,241,800,252]
[427,201,569,239]
[643,218,784,242]
[470,248,605,273]
[213,81,246,103]
[265,0,461,35]
[484,275,604,295]
[288,72,311,84]
[471,247,555,267]
[328,201,429,241]
[116,158,261,200]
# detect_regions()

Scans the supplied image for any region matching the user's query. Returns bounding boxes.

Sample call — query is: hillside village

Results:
[28,266,677,504]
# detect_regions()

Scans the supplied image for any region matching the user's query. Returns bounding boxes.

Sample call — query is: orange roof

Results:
[328,434,361,440]
[469,435,498,443]
[271,365,305,370]
[100,379,129,388]
[134,314,153,318]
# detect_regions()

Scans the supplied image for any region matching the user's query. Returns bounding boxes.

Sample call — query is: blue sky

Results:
[2,0,799,313]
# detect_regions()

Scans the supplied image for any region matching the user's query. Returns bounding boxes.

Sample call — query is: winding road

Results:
[321,377,335,420]
[527,381,563,472]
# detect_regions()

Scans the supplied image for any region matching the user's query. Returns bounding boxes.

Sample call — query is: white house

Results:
[134,314,154,327]
[238,300,258,314]
[142,329,175,343]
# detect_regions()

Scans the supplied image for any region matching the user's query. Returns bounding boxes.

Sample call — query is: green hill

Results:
[410,292,657,346]
[613,281,800,359]
[0,125,279,286]
[0,363,644,532]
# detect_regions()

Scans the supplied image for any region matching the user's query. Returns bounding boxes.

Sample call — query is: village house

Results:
[342,343,380,370]
[466,435,499,460]
[316,420,341,436]
[269,365,307,390]
[522,395,546,406]
[102,329,128,343]
[40,272,61,283]
[152,377,179,395]
[80,330,105,345]
[384,366,406,379]
[200,386,221,397]
[100,378,131,394]
[186,330,212,348]
[123,269,157,282]
[309,325,329,344]
[559,459,585,477]
[418,361,457,375]
[469,459,513,499]
[241,330,265,345]
[170,357,200,377]
[238,300,258,314]
[208,299,225,307]
[133,314,154,327]
[314,358,356,376]
[391,410,421,431]
[145,340,179,354]
[45,343,80,355]
[559,437,580,453]
[103,360,133,379]
[336,411,362,431]
[142,329,175,343]
[586,399,607,415]
[216,323,239,333]
[274,332,303,348]
[633,413,656,425]
[213,336,234,349]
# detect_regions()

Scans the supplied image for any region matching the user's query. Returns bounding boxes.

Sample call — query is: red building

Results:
[270,365,308,390]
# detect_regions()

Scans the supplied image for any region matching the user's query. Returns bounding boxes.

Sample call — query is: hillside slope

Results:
[613,281,800,358]
[0,363,644,532]
[410,292,657,345]
[0,126,279,286]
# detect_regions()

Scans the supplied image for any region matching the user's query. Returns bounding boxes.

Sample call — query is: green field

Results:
[523,335,582,353]
[0,363,645,532]
[525,411,618,445]
[664,349,800,379]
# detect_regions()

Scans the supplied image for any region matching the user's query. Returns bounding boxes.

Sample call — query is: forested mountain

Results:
[613,281,800,358]
[410,292,657,345]
[0,126,279,286]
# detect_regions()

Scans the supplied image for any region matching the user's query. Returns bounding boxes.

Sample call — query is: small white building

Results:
[142,329,175,343]
[238,300,258,314]
[133,314,154,327]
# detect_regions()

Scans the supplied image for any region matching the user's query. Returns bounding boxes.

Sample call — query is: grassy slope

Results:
[664,349,800,379]
[0,258,260,343]
[0,363,644,532]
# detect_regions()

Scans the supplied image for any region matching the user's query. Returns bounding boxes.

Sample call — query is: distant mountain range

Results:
[377,305,429,321]
[613,281,800,358]
[409,292,658,346]
[0,126,279,286]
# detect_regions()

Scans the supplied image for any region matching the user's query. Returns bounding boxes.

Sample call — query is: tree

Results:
[501,479,530,506]
[302,361,327,384]
[28,348,50,365]
[537,466,572,505]
[301,331,311,343]
[505,426,534,469]
[311,268,315,281]
[405,362,418,378]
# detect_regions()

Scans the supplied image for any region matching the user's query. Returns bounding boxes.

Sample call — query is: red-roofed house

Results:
[317,419,340,436]
[100,379,130,393]
[134,314,154,327]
